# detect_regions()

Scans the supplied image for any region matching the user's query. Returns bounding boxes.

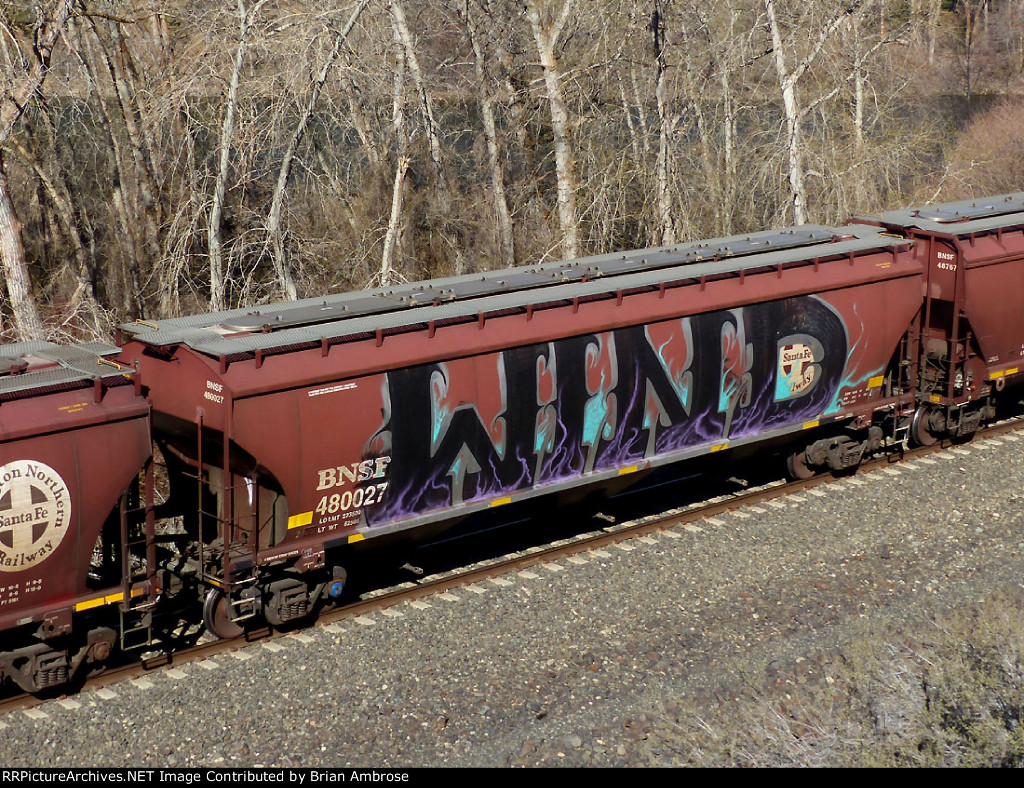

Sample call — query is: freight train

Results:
[0,192,1021,694]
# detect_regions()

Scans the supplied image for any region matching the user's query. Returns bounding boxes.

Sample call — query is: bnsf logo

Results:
[936,250,957,271]
[316,456,392,490]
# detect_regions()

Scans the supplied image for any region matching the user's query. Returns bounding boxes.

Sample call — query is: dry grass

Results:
[644,588,1024,767]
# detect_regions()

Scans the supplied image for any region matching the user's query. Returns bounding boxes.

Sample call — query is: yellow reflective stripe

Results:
[288,511,313,530]
[868,375,885,389]
[617,465,638,476]
[489,496,512,507]
[803,420,819,430]
[710,443,728,452]
[347,533,365,544]
[75,587,147,612]
[1008,368,1020,376]
[929,394,942,403]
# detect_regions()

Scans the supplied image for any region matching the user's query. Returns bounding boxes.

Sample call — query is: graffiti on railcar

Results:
[367,296,848,525]
[719,310,754,438]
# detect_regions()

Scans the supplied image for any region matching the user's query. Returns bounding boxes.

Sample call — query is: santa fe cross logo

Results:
[0,461,71,572]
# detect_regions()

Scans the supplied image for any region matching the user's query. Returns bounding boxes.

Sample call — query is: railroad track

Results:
[2,412,1022,716]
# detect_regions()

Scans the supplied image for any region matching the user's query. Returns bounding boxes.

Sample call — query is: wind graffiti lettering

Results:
[366,298,847,525]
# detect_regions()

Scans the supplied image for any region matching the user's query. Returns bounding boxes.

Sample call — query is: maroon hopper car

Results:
[0,342,152,692]
[2,192,1022,692]
[857,192,1024,444]
[118,222,926,636]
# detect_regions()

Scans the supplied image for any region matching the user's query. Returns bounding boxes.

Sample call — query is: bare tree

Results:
[263,0,372,302]
[652,0,677,245]
[764,0,862,225]
[64,13,150,317]
[6,131,104,333]
[0,0,78,340]
[524,0,582,259]
[208,0,267,312]
[949,0,988,118]
[389,0,470,276]
[376,4,411,288]
[378,155,409,287]
[0,0,1015,331]
[391,0,444,181]
[460,1,516,268]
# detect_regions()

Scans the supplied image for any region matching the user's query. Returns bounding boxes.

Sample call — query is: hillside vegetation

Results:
[0,1,1022,336]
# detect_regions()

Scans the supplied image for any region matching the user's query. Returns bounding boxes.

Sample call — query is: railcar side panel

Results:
[960,230,1024,371]
[860,193,1024,389]
[229,278,921,548]
[0,387,151,632]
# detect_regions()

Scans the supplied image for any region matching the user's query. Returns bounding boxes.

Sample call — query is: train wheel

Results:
[786,450,816,480]
[910,406,938,447]
[202,589,244,639]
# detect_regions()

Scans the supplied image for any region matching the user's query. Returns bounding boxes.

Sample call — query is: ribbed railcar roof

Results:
[121,223,907,359]
[0,340,129,397]
[857,192,1024,235]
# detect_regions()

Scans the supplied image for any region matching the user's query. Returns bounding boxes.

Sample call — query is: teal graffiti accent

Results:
[823,302,877,415]
[583,378,615,447]
[651,335,691,411]
[535,407,555,453]
[431,395,450,447]
[824,366,885,415]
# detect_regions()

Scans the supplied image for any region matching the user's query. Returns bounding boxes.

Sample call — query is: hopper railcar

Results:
[0,192,1022,693]
[118,220,925,640]
[856,194,1024,445]
[0,342,153,692]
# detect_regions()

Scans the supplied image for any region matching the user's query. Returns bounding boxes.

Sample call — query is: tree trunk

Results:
[765,0,809,226]
[379,14,410,287]
[339,52,382,172]
[70,18,151,317]
[391,0,444,181]
[652,0,676,246]
[0,0,80,340]
[763,1,859,225]
[618,75,642,162]
[265,0,372,302]
[391,0,466,275]
[719,5,743,236]
[379,157,410,288]
[463,4,516,268]
[851,13,867,209]
[209,0,260,312]
[629,66,652,160]
[0,155,45,340]
[0,0,78,145]
[928,0,941,65]
[8,135,103,332]
[525,0,581,260]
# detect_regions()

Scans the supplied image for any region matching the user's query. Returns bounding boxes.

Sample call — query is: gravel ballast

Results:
[1,432,1023,767]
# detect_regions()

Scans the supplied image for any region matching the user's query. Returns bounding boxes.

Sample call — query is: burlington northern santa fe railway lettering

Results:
[0,193,1022,695]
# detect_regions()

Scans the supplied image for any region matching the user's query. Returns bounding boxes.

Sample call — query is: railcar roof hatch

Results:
[914,199,1024,223]
[0,340,131,397]
[859,191,1024,235]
